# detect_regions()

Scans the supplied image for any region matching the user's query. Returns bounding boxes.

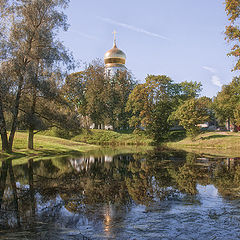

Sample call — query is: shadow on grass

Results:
[200,135,237,140]
[174,146,240,158]
[0,151,27,160]
[168,130,186,142]
[0,149,84,162]
[34,149,83,157]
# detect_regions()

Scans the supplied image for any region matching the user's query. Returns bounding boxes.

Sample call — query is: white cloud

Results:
[98,16,170,41]
[202,66,222,88]
[211,75,223,88]
[202,66,216,74]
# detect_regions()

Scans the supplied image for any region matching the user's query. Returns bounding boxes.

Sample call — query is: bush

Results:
[42,127,76,139]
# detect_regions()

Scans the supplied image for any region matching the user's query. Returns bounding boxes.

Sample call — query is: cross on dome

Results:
[113,30,117,47]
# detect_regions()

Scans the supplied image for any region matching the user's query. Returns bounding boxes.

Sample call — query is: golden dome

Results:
[104,32,126,66]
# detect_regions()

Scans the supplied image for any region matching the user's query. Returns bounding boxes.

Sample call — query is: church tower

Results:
[104,31,126,77]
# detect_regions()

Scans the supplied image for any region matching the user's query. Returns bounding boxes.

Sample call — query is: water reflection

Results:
[1,149,240,239]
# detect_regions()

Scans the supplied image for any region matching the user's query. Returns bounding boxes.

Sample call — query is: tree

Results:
[62,60,107,129]
[234,102,240,125]
[63,60,135,130]
[148,100,175,142]
[0,0,12,152]
[178,81,202,102]
[84,60,107,128]
[213,77,240,130]
[171,97,210,138]
[62,71,87,116]
[126,75,179,129]
[21,72,80,149]
[126,75,202,142]
[225,0,240,70]
[0,0,73,151]
[150,81,202,142]
[104,70,135,130]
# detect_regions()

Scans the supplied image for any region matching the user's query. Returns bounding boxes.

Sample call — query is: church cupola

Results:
[104,31,126,70]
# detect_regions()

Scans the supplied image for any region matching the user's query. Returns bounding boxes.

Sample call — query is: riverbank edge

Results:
[0,131,154,163]
[2,131,240,162]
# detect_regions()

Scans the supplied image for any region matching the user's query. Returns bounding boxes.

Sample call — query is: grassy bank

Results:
[166,131,240,157]
[4,130,238,161]
[0,131,99,160]
[71,129,153,146]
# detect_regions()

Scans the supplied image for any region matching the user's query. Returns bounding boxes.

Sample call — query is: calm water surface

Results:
[1,148,240,239]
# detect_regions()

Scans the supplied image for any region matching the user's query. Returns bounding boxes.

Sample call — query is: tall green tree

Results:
[0,0,72,151]
[178,81,202,102]
[126,75,179,129]
[234,102,240,125]
[213,77,240,130]
[126,75,202,141]
[105,70,135,130]
[63,71,87,116]
[0,0,12,151]
[19,0,73,149]
[63,60,135,130]
[225,0,240,70]
[84,60,107,128]
[171,97,211,138]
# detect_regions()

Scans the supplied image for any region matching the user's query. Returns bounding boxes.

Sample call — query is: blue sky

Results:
[60,0,236,98]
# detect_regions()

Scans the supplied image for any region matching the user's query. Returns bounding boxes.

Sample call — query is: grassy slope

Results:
[166,131,240,157]
[72,129,153,146]
[0,131,99,160]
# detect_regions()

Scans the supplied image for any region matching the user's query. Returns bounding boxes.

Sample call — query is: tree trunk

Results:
[111,120,115,131]
[0,94,10,152]
[28,128,34,150]
[233,124,238,132]
[227,118,230,131]
[9,76,23,151]
[28,87,37,150]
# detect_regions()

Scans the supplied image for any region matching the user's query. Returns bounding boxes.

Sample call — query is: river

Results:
[0,147,240,239]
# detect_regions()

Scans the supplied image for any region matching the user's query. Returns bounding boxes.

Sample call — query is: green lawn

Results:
[166,131,240,157]
[0,131,99,160]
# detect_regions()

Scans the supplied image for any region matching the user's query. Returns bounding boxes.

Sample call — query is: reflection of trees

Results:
[213,160,240,199]
[0,159,38,230]
[168,153,197,195]
[172,164,198,195]
[0,160,20,228]
[126,152,181,205]
[0,160,8,209]
[169,153,211,195]
[8,160,20,227]
[3,150,240,233]
[126,160,153,205]
[31,155,132,213]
